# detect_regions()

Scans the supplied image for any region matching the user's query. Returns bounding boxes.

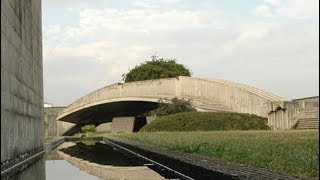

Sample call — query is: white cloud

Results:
[254,0,319,19]
[132,0,182,8]
[43,5,318,105]
[253,4,275,17]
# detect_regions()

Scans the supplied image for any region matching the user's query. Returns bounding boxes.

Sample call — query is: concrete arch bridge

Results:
[57,76,286,134]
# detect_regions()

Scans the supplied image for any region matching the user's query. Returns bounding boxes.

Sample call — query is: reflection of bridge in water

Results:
[47,141,173,179]
[57,76,286,135]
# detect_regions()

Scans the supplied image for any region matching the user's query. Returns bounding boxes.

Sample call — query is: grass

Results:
[114,130,319,178]
[141,111,269,132]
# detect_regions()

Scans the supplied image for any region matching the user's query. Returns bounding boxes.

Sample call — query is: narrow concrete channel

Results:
[2,138,186,179]
[2,137,299,180]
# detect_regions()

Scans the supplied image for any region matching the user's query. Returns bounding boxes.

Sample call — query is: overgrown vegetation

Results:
[45,136,54,141]
[147,97,196,116]
[114,130,319,178]
[141,111,270,132]
[81,125,96,133]
[122,55,191,83]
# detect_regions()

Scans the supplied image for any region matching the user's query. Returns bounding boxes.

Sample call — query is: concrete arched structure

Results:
[57,76,286,126]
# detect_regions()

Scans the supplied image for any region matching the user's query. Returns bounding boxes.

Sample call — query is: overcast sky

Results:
[42,0,319,106]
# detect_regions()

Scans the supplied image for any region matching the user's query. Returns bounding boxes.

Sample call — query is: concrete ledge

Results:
[45,137,65,150]
[1,138,65,179]
[104,137,299,180]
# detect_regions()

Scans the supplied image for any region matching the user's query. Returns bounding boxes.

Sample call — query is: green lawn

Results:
[114,130,319,178]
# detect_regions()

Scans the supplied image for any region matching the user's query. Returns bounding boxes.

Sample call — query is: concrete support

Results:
[1,0,44,171]
[111,117,136,133]
[96,122,112,132]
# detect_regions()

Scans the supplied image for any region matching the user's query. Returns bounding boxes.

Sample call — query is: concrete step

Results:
[296,119,319,129]
[295,117,319,129]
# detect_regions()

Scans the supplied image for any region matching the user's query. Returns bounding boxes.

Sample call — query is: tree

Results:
[122,55,192,83]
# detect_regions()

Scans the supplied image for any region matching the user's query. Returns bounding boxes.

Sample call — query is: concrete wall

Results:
[58,76,286,123]
[292,96,319,103]
[96,122,112,132]
[111,117,136,133]
[57,121,75,136]
[44,107,75,136]
[268,98,319,130]
[1,0,44,167]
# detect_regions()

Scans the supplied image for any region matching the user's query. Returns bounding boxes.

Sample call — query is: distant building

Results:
[44,102,53,107]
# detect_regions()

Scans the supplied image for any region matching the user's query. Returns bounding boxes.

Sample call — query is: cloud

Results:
[253,4,275,17]
[132,0,182,8]
[253,0,319,19]
[43,4,318,105]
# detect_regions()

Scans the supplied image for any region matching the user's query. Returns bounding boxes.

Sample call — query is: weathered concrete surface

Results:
[292,96,319,103]
[2,158,46,180]
[111,117,135,133]
[44,107,75,136]
[1,0,44,169]
[57,76,286,126]
[268,97,319,130]
[44,107,64,136]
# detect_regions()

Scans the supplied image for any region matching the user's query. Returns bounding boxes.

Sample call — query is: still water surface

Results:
[10,141,171,179]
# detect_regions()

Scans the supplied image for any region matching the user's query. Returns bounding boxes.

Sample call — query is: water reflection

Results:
[6,158,46,180]
[56,141,164,179]
[7,141,166,180]
[59,141,142,166]
[46,160,100,180]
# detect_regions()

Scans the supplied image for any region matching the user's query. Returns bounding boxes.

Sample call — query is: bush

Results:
[147,97,197,116]
[81,125,96,133]
[141,111,270,132]
[122,56,191,83]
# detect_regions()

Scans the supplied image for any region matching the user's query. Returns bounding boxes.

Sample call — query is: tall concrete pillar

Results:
[1,0,44,171]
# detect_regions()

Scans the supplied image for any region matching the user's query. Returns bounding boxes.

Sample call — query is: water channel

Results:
[7,141,183,180]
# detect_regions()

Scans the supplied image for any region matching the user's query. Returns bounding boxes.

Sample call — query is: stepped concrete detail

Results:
[57,76,286,128]
[268,97,319,130]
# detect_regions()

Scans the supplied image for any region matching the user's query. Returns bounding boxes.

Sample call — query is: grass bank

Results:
[114,130,319,178]
[141,111,269,132]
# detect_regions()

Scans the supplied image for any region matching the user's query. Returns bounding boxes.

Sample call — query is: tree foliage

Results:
[147,97,197,116]
[81,125,96,133]
[122,56,191,83]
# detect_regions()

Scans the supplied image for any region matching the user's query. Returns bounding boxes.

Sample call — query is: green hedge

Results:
[141,111,270,132]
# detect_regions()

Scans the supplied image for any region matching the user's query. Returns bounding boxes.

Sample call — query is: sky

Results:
[42,0,319,106]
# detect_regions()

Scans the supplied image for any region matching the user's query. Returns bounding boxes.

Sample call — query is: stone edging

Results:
[1,137,65,179]
[104,137,300,180]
